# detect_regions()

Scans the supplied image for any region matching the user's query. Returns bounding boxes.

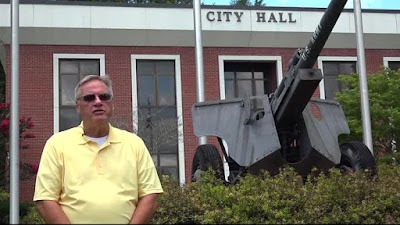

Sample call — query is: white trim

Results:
[53,54,106,134]
[218,55,284,99]
[317,56,357,100]
[130,54,185,186]
[383,57,400,68]
[217,55,283,179]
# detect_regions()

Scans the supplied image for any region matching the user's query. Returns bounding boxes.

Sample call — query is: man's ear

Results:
[76,102,80,113]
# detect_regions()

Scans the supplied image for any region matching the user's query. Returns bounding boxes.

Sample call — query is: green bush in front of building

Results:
[151,163,400,224]
[18,162,400,224]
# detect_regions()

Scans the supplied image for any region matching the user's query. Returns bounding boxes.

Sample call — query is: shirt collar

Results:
[77,122,122,144]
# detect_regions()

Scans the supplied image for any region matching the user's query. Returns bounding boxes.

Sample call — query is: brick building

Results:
[0,1,400,201]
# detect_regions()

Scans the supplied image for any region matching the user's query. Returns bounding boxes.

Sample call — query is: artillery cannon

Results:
[191,0,376,183]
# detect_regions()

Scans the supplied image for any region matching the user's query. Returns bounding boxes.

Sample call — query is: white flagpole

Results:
[353,0,373,153]
[193,0,207,145]
[10,0,20,223]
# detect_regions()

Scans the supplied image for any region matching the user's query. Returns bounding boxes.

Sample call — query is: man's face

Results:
[76,79,113,123]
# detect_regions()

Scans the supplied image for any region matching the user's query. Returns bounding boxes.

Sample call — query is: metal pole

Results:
[193,0,207,145]
[10,0,20,223]
[353,0,373,153]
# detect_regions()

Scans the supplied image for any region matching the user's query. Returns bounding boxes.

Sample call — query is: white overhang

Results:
[0,2,399,49]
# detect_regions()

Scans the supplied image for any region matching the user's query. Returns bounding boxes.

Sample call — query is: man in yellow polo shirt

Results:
[34,75,163,224]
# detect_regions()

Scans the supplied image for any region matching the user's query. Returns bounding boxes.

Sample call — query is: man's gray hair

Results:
[74,75,114,101]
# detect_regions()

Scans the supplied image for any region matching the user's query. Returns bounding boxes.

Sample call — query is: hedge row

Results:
[151,163,400,224]
[10,159,400,224]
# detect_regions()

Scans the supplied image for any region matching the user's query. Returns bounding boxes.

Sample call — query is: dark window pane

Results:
[323,62,339,75]
[152,155,158,165]
[137,59,178,181]
[225,72,234,80]
[61,75,78,105]
[158,75,175,105]
[156,61,175,76]
[254,72,264,79]
[338,62,356,74]
[160,154,178,167]
[59,59,100,132]
[263,80,273,94]
[138,75,155,106]
[388,61,400,71]
[237,72,252,79]
[138,107,177,152]
[225,80,234,99]
[59,107,80,131]
[60,61,78,74]
[159,142,178,153]
[324,75,340,100]
[323,61,356,100]
[237,80,252,97]
[137,61,154,75]
[255,80,265,96]
[80,60,100,77]
[158,107,177,119]
[224,62,277,99]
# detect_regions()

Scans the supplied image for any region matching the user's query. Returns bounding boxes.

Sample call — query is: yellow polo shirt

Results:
[33,124,164,224]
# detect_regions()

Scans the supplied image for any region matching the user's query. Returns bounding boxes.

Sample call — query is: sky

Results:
[202,0,400,10]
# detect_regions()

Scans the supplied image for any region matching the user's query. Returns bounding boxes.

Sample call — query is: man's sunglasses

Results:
[78,93,112,102]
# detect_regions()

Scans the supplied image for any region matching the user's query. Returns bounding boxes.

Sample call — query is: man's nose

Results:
[93,95,103,104]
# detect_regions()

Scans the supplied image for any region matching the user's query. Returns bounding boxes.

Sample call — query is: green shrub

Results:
[151,175,201,224]
[20,205,45,224]
[0,199,35,224]
[2,163,400,224]
[153,164,400,224]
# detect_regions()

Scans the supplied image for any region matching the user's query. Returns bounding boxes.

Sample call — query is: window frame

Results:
[131,54,184,185]
[218,55,283,100]
[383,57,400,70]
[53,54,106,133]
[317,56,357,100]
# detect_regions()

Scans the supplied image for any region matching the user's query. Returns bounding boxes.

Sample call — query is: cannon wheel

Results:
[191,144,225,182]
[338,141,377,176]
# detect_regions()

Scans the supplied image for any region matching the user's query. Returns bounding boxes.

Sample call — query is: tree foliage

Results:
[229,0,266,6]
[335,68,400,154]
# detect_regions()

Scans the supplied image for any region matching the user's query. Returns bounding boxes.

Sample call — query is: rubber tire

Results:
[338,141,377,176]
[191,144,225,182]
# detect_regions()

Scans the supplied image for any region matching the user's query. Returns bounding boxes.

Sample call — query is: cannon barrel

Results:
[297,0,348,69]
[270,0,348,128]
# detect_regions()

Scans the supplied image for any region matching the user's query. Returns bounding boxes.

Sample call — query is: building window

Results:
[58,59,100,131]
[383,57,400,71]
[224,62,276,100]
[136,60,179,181]
[223,62,277,111]
[54,54,105,133]
[318,57,357,100]
[388,61,400,71]
[322,61,357,100]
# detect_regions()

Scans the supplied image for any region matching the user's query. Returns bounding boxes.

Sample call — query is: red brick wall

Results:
[4,45,400,201]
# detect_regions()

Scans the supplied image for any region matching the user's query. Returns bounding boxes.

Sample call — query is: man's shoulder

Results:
[48,126,82,141]
[110,126,141,139]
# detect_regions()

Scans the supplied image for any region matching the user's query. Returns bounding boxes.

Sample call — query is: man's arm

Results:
[35,200,71,224]
[129,193,161,224]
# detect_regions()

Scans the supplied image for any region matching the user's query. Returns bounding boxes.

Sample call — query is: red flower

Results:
[0,103,9,110]
[24,133,35,139]
[26,118,34,128]
[30,163,39,173]
[0,119,10,131]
